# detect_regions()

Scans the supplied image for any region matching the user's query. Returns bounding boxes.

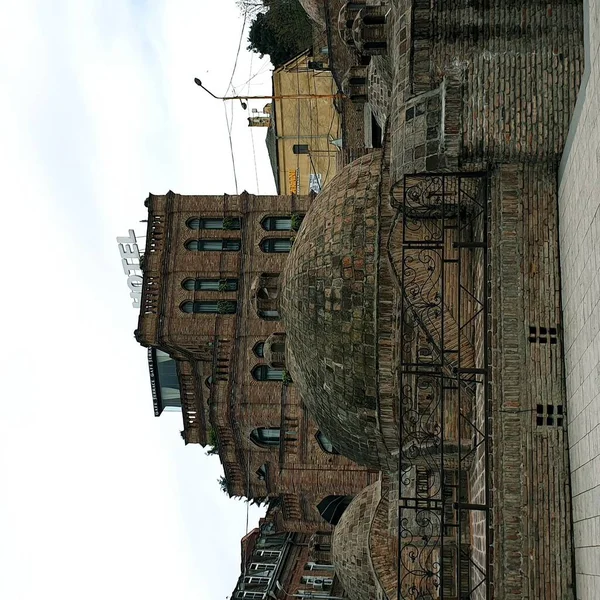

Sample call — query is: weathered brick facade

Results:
[280,0,584,598]
[230,501,342,600]
[135,191,376,533]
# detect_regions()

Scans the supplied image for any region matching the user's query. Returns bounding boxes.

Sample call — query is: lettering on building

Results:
[117,230,143,307]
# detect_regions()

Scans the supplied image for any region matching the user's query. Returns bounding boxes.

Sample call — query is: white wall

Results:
[559,2,600,598]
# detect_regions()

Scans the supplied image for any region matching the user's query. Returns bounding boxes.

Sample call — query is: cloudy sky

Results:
[0,1,274,598]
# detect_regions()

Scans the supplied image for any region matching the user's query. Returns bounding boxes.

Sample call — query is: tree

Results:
[218,475,229,494]
[236,0,267,17]
[206,427,219,456]
[247,0,313,67]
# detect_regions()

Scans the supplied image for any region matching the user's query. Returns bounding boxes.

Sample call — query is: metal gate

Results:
[396,173,491,600]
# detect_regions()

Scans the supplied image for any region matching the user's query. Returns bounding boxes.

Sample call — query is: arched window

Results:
[261,216,292,231]
[181,301,237,314]
[252,365,284,381]
[205,376,213,388]
[260,238,293,253]
[317,495,353,525]
[253,342,265,358]
[186,217,241,230]
[250,428,281,447]
[256,464,267,480]
[185,239,241,251]
[316,431,340,454]
[182,278,238,291]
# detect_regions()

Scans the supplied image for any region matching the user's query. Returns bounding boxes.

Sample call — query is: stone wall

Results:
[490,164,574,600]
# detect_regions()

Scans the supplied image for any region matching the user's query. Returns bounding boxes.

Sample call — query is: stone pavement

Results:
[559,1,600,598]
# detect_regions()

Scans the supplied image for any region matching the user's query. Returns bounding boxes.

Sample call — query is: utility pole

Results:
[194,78,343,107]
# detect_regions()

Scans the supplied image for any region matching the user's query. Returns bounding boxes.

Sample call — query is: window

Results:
[154,349,181,411]
[205,376,213,387]
[301,576,333,588]
[250,563,274,572]
[315,431,340,454]
[256,464,268,480]
[252,365,284,381]
[258,309,280,321]
[187,217,241,230]
[260,238,292,253]
[271,342,285,354]
[181,301,237,314]
[293,144,309,154]
[305,562,334,571]
[182,278,238,291]
[253,342,265,358]
[261,216,292,231]
[255,550,280,558]
[317,495,353,525]
[185,239,241,251]
[244,576,270,585]
[250,428,281,447]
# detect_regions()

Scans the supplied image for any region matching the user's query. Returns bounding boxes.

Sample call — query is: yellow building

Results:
[263,50,341,195]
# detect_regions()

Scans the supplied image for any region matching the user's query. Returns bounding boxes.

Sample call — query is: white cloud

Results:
[0,1,272,598]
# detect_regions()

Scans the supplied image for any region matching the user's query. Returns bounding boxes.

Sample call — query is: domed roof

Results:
[332,482,380,600]
[280,150,398,470]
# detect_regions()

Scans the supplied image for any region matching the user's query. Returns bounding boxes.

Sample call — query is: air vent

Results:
[529,325,558,344]
[536,404,564,427]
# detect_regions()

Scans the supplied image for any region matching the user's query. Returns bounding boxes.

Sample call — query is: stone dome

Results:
[332,479,399,600]
[280,150,399,471]
[332,482,379,600]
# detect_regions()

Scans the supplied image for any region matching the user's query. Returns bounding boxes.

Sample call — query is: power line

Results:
[223,102,240,194]
[246,52,261,194]
[224,8,249,95]
[221,10,249,194]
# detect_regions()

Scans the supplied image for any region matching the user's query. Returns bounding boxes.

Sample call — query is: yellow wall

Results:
[272,53,340,195]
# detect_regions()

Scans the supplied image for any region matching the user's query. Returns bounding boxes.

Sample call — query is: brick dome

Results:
[280,150,399,471]
[331,482,379,600]
[332,478,399,600]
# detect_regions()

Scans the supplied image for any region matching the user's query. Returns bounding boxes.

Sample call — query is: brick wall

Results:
[136,191,373,532]
[490,164,574,599]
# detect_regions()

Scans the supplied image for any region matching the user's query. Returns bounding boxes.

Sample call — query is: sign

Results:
[309,173,323,193]
[117,230,143,308]
[288,169,299,194]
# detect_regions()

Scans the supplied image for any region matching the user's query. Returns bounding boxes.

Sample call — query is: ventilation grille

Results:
[536,404,564,427]
[529,325,558,344]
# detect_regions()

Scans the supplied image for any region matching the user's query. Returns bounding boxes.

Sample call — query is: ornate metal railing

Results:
[396,172,490,600]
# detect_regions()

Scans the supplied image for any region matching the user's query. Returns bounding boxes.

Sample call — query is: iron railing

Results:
[395,172,491,600]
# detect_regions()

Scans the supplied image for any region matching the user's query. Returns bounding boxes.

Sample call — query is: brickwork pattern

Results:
[300,0,582,596]
[384,0,583,182]
[136,191,374,532]
[490,164,574,600]
[332,481,380,600]
[280,150,400,472]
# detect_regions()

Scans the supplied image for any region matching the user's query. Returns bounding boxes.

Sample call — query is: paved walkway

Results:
[559,2,600,598]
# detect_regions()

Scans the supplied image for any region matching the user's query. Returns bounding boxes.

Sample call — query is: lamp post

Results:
[193,78,344,104]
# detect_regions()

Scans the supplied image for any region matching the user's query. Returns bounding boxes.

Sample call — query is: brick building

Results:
[230,500,343,600]
[276,0,585,599]
[133,190,376,533]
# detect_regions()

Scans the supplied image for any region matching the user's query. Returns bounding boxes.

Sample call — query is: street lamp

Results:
[194,78,247,109]
[193,77,344,105]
